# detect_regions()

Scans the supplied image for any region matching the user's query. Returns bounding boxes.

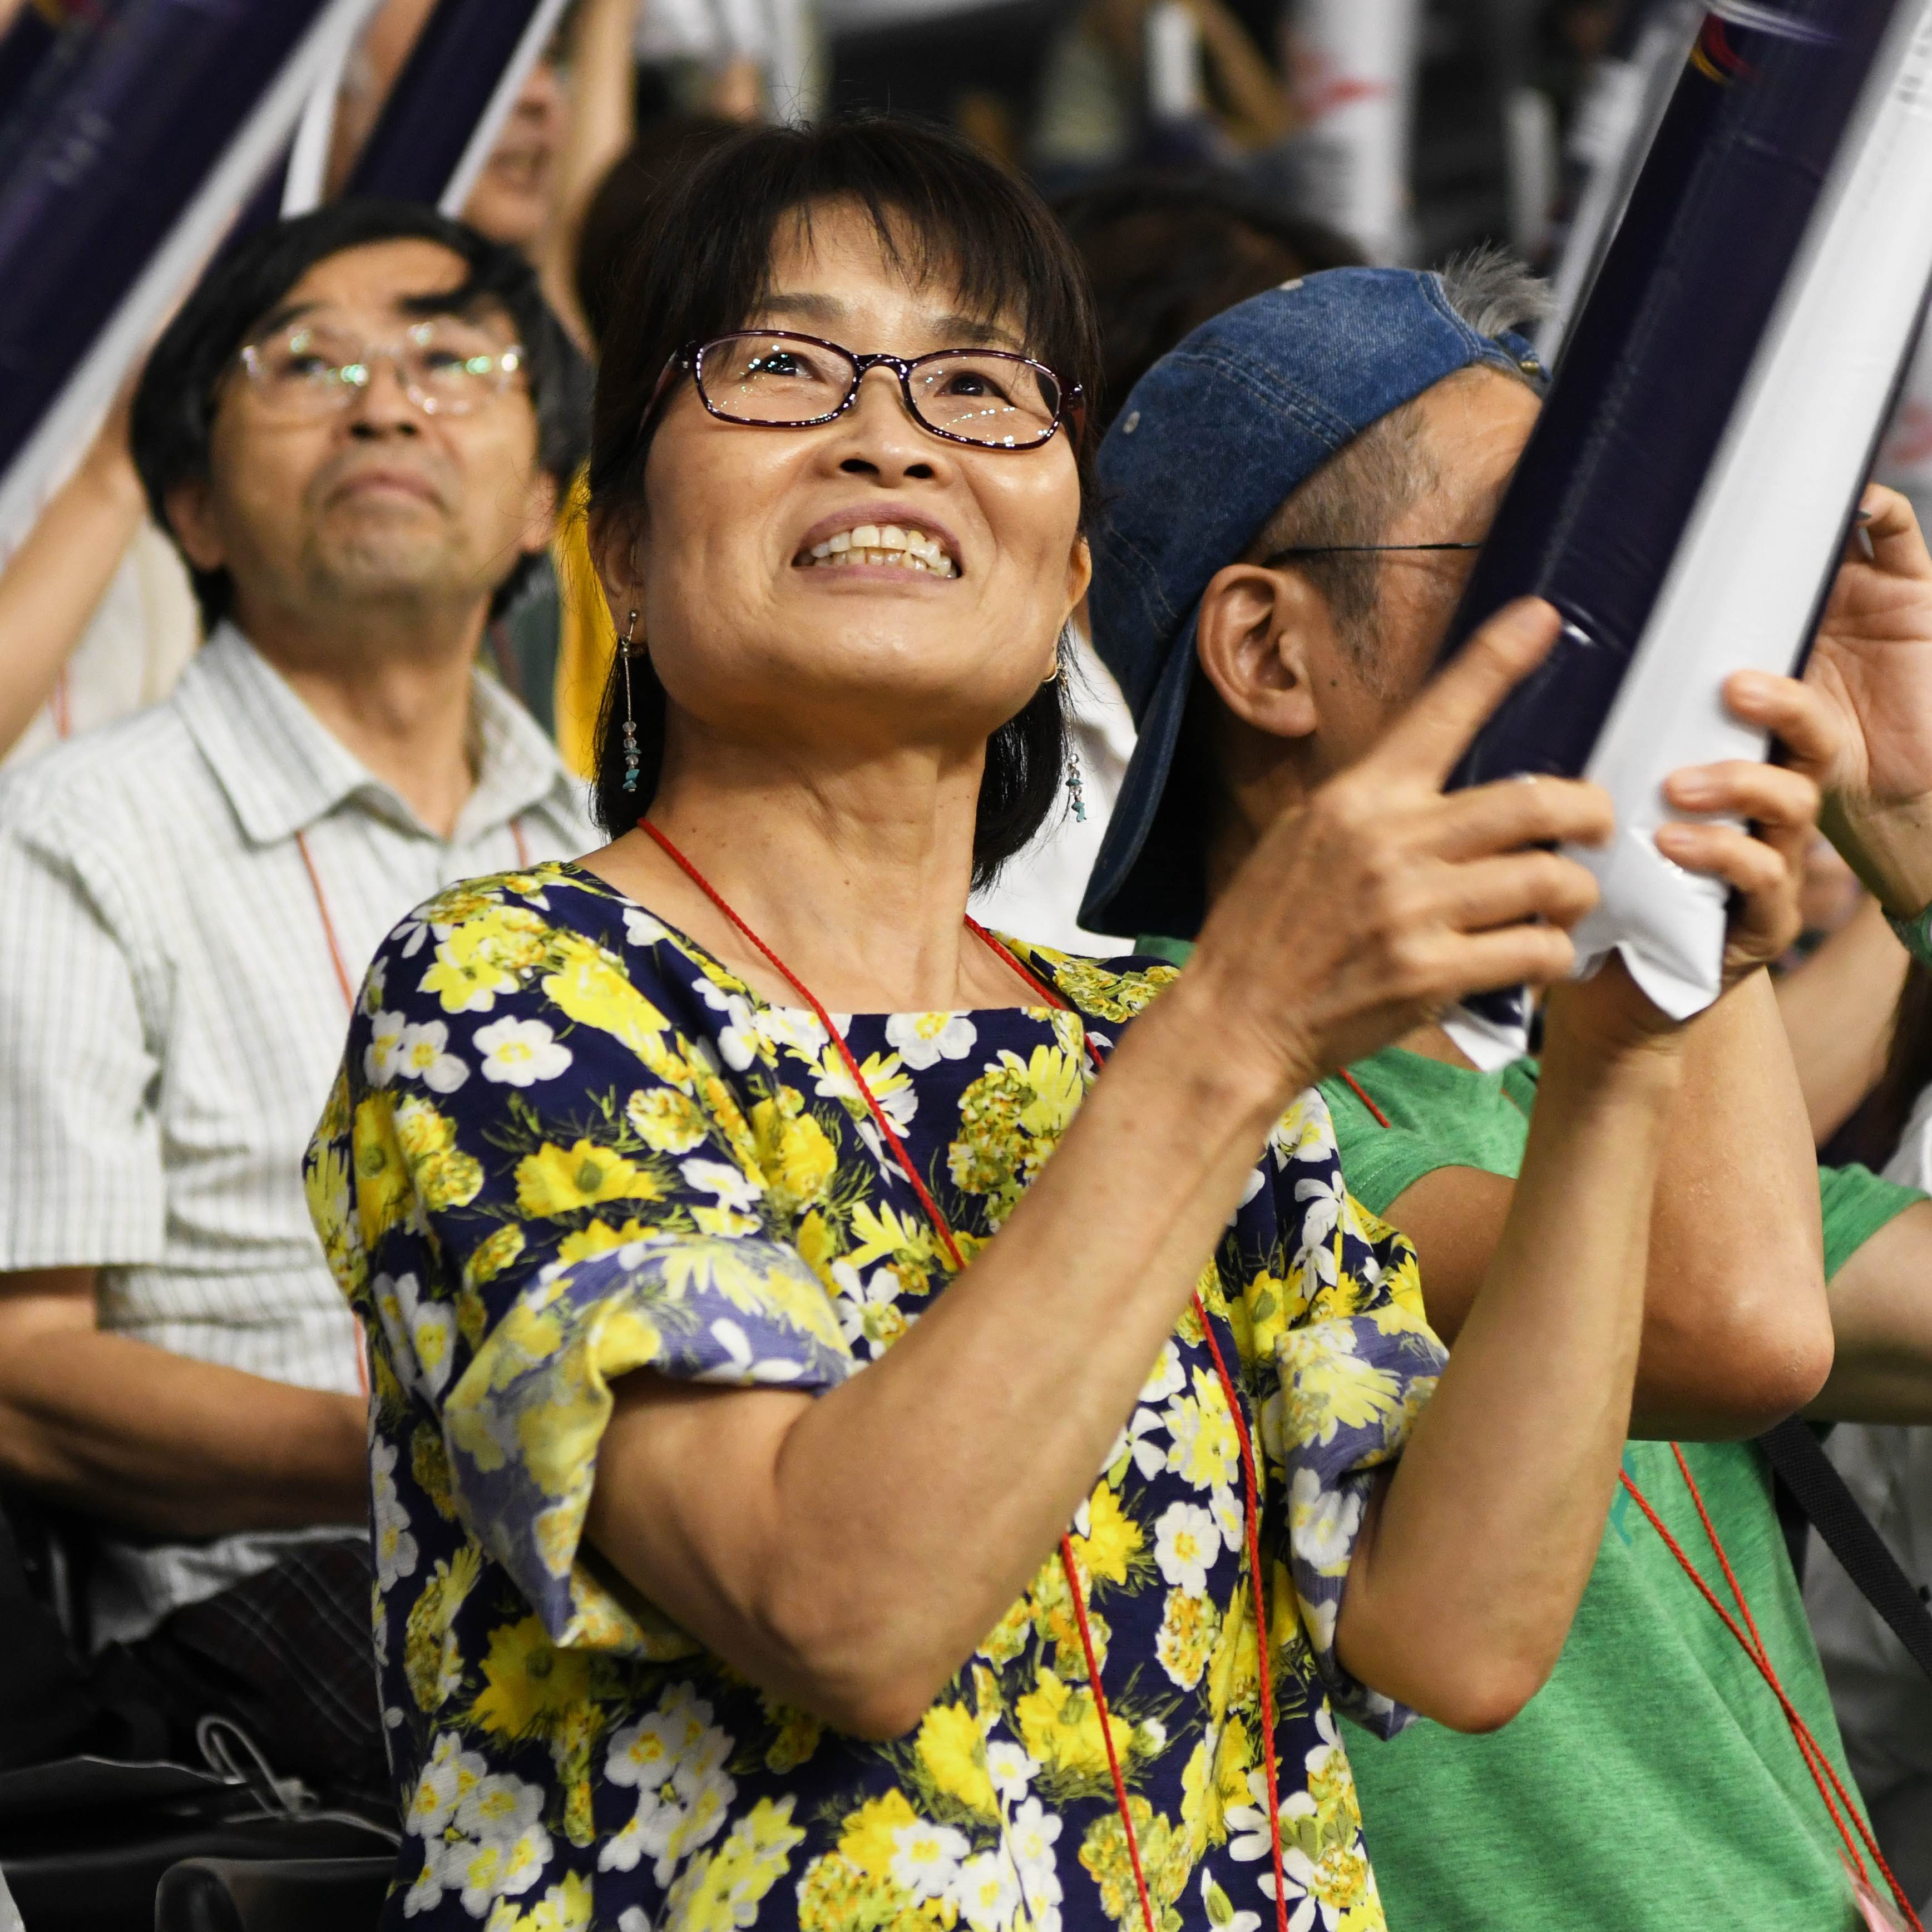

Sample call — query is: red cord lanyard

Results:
[1347,1067,1924,1931]
[296,817,531,1404]
[639,819,1294,1932]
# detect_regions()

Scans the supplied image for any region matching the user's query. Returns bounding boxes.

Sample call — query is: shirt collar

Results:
[174,622,581,847]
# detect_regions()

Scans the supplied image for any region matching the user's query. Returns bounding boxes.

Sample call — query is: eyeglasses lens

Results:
[245,319,522,418]
[697,335,1060,447]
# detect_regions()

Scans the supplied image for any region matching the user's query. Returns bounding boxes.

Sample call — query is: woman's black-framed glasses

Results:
[668,329,1078,451]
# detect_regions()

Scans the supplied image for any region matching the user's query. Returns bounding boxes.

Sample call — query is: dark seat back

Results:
[154,1854,393,1932]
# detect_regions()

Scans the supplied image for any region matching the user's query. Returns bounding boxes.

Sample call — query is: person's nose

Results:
[827,364,942,483]
[344,349,423,437]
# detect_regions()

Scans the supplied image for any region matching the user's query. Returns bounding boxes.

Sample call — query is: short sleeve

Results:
[305,877,857,1653]
[1254,1094,1447,1738]
[0,807,164,1269]
[1820,1162,1926,1279]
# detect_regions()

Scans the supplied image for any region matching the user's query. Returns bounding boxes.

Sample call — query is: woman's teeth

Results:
[802,524,957,577]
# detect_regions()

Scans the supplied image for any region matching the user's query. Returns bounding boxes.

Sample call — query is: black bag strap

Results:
[1758,1416,1932,1684]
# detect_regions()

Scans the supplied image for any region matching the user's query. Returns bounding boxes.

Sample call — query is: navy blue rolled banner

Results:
[1424,0,1932,1058]
[0,0,379,555]
[343,0,570,214]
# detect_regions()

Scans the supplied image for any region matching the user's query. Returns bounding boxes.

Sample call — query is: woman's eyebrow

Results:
[752,293,1025,353]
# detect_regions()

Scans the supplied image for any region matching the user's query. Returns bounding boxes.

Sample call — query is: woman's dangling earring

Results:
[620,610,641,794]
[1066,745,1087,823]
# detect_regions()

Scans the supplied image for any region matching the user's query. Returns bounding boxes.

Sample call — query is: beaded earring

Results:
[620,610,641,793]
[1067,747,1086,823]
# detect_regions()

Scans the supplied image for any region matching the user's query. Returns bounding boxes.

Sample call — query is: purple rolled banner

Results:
[0,0,380,556]
[342,0,570,214]
[1438,0,1932,1055]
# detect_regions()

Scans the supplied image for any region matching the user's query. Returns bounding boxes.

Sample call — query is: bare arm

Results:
[1776,895,1907,1144]
[0,415,146,760]
[582,602,1692,1738]
[1387,971,1831,1441]
[537,0,643,345]
[1807,1199,1932,1422]
[0,1268,368,1539]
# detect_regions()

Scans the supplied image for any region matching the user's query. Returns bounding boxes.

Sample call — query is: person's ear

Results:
[1193,561,1327,743]
[1064,531,1093,619]
[589,505,646,633]
[163,477,228,576]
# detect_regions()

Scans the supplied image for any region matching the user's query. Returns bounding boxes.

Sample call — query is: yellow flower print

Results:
[661,1797,806,1932]
[797,1850,901,1932]
[465,1224,526,1289]
[419,905,547,1012]
[305,1132,358,1290]
[1031,1559,1111,1677]
[837,1788,921,1881]
[750,1091,838,1216]
[760,1696,822,1774]
[1015,1667,1133,1781]
[482,1870,594,1931]
[404,1544,481,1711]
[1205,1583,1260,1726]
[541,932,673,1058]
[976,1595,1032,1669]
[1080,1796,1185,1931]
[1273,1326,1407,1449]
[1155,1587,1221,1692]
[914,1702,997,1820]
[1070,1480,1143,1587]
[411,1423,457,1520]
[515,1139,665,1218]
[846,1201,942,1277]
[352,1094,411,1246]
[550,1701,602,1849]
[627,1084,709,1154]
[557,1218,656,1263]
[1165,1368,1240,1492]
[1036,951,1179,1023]
[472,1614,594,1738]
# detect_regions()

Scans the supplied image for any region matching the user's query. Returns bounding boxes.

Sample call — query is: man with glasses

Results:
[0,201,592,1811]
[1081,255,1932,1928]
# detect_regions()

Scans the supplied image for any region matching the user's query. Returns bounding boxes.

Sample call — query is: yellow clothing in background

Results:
[552,472,615,778]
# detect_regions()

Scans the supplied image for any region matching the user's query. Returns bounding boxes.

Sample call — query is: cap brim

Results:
[1079,596,1207,941]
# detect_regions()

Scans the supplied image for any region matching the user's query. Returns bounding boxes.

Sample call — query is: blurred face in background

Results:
[327,0,566,255]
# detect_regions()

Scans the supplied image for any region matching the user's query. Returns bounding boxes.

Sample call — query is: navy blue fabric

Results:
[1080,268,1541,940]
[1442,1,1899,792]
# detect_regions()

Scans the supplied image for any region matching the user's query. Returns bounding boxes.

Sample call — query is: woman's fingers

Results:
[1662,758,1820,837]
[1855,483,1932,582]
[1365,598,1563,788]
[1432,847,1602,935]
[1717,671,1845,784]
[1653,821,1789,898]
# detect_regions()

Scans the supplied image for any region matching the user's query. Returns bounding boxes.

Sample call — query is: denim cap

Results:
[1078,266,1544,941]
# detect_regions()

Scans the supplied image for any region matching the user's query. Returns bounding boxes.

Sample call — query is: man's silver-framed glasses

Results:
[670,329,1079,451]
[238,317,527,419]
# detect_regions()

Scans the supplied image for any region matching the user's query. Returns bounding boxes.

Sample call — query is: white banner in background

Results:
[1568,0,1932,1019]
[1286,0,1422,264]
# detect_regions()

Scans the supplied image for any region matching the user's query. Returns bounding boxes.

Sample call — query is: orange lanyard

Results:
[295,817,531,1403]
[1347,1067,1924,1930]
[639,819,1294,1932]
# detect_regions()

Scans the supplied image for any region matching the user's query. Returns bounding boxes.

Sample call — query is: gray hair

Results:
[1436,244,1553,345]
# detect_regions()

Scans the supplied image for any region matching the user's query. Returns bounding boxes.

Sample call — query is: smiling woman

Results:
[304,117,1699,1932]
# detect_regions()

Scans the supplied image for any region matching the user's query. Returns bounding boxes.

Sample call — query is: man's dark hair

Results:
[585,114,1102,886]
[1054,171,1365,435]
[131,197,590,632]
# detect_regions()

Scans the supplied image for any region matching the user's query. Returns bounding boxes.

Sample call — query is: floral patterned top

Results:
[304,862,1446,1932]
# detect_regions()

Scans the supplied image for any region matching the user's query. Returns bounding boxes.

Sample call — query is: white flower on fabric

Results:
[1153,1500,1222,1594]
[624,907,670,950]
[393,916,431,960]
[1226,1767,1273,1865]
[1139,1341,1186,1405]
[854,1118,904,1183]
[885,1011,977,1070]
[679,1159,763,1211]
[369,1436,418,1589]
[364,1010,406,1086]
[698,1319,809,1384]
[890,1818,970,1901]
[1137,1718,1167,1756]
[953,1850,1021,1931]
[406,1731,485,1842]
[758,1006,830,1060]
[474,1015,571,1088]
[617,1913,653,1932]
[1200,1869,1263,1932]
[834,1264,908,1361]
[877,1080,918,1133]
[717,995,761,1071]
[457,1771,546,1846]
[449,1817,553,1917]
[1289,1465,1366,1577]
[373,1272,456,1400]
[1109,1405,1168,1481]
[601,1684,735,1885]
[1007,1798,1063,1898]
[1210,1483,1243,1550]
[361,958,389,1014]
[1226,1164,1266,1226]
[393,1019,468,1094]
[985,1740,1039,1803]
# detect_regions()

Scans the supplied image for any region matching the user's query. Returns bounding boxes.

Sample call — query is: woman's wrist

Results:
[1135,957,1309,1135]
[1822,790,1932,927]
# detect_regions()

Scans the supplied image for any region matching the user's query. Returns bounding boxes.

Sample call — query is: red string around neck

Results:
[639,821,1293,1932]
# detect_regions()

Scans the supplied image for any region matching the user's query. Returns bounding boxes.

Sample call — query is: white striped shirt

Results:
[0,623,595,1644]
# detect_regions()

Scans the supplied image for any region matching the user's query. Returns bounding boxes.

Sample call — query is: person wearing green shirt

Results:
[1080,259,1932,1928]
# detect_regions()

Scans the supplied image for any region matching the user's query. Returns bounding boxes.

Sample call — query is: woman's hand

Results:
[1735,483,1932,916]
[1189,597,1614,1090]
[1656,681,1832,993]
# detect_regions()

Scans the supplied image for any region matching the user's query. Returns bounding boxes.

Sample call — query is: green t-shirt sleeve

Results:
[1318,1069,1498,1218]
[1819,1162,1926,1278]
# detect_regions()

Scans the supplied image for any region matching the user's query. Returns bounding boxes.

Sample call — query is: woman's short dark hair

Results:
[131,197,590,632]
[586,115,1101,887]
